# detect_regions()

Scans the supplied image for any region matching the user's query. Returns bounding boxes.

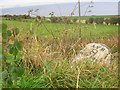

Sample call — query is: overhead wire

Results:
[40,1,94,40]
[55,2,72,32]
[84,0,94,16]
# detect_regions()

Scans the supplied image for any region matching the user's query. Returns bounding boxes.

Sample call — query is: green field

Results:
[3,19,118,38]
[68,15,118,20]
[2,17,118,88]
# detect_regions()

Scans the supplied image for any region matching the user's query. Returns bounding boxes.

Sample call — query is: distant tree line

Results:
[86,17,119,25]
[49,16,72,23]
[49,16,63,23]
[2,14,31,21]
[49,16,120,25]
[2,14,120,25]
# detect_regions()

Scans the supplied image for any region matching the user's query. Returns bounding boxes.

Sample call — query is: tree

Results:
[118,16,120,25]
[57,17,63,23]
[110,17,118,25]
[98,18,104,24]
[88,18,94,24]
[85,20,89,24]
[94,18,104,24]
[104,18,110,25]
[73,18,77,23]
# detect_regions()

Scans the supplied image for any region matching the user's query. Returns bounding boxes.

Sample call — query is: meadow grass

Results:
[2,19,119,88]
[17,59,118,88]
[3,19,118,38]
[68,15,118,20]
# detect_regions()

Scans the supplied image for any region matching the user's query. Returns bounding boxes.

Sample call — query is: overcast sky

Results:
[0,0,119,8]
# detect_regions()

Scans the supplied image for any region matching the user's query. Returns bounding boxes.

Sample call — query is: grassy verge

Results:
[17,59,118,88]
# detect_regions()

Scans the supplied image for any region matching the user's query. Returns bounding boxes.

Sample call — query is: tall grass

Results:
[16,31,118,88]
[2,19,119,88]
[17,59,118,88]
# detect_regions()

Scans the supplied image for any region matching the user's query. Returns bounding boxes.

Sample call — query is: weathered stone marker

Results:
[72,43,111,64]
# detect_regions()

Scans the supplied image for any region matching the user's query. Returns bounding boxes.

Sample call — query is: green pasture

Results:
[3,19,118,39]
[68,15,117,20]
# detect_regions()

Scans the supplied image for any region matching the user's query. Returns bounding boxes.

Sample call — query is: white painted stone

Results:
[72,43,111,64]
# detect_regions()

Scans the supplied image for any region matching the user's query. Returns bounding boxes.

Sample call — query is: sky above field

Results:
[0,0,119,8]
[0,0,119,16]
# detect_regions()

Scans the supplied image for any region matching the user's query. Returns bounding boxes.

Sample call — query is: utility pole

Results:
[78,0,82,40]
[78,0,80,17]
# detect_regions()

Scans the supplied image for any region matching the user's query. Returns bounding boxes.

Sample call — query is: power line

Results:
[84,0,94,16]
[70,2,91,16]
[71,3,78,16]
